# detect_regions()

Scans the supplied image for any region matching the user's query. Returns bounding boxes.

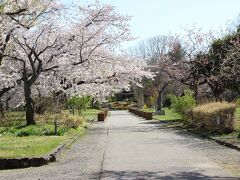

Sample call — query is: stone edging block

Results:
[0,144,65,170]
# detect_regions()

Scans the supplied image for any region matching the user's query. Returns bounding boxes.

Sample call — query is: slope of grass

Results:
[0,126,85,158]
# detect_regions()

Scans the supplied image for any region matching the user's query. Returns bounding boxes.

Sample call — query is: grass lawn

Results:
[0,136,65,158]
[0,127,85,158]
[142,107,182,121]
[83,109,100,120]
[0,109,100,159]
[154,108,182,121]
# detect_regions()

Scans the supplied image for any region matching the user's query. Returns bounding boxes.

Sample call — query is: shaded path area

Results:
[0,111,239,179]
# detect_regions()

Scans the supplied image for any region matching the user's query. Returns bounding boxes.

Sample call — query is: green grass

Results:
[0,126,85,158]
[0,136,65,158]
[83,109,100,120]
[0,109,96,159]
[0,125,69,137]
[154,108,182,121]
[142,107,182,121]
[234,107,240,132]
[235,107,240,118]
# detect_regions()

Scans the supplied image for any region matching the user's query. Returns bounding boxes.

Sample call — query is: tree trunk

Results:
[193,84,199,101]
[91,98,95,109]
[156,91,163,111]
[207,81,223,102]
[134,86,144,108]
[213,90,223,102]
[24,83,36,125]
[5,97,11,111]
[155,90,165,115]
[0,100,5,119]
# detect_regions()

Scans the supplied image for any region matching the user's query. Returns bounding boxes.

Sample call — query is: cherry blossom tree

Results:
[1,1,152,125]
[3,25,63,124]
[0,0,61,65]
[132,35,183,113]
[55,1,152,100]
[0,0,62,118]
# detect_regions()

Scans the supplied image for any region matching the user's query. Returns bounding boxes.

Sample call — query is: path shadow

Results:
[140,120,184,130]
[99,170,238,180]
[117,119,239,153]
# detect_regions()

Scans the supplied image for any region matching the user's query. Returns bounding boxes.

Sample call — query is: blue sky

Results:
[61,0,240,47]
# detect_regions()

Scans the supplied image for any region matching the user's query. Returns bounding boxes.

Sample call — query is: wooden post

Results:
[54,118,58,135]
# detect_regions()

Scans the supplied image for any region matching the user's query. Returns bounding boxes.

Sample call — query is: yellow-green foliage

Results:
[169,90,196,121]
[192,102,236,133]
[58,111,84,129]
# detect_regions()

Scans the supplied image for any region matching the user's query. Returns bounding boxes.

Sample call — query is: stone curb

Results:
[212,138,240,152]
[0,143,65,170]
[179,126,240,152]
[187,130,240,152]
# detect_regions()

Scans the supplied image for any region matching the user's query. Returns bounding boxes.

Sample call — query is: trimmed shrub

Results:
[192,102,236,133]
[169,90,196,121]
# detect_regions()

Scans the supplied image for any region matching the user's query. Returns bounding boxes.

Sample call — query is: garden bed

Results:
[0,108,100,169]
[0,126,85,169]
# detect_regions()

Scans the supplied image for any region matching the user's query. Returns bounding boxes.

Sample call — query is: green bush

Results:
[66,96,91,116]
[192,102,236,133]
[169,90,196,121]
[15,126,43,136]
[5,125,69,137]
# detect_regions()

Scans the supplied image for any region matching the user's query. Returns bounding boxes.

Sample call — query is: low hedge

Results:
[192,102,236,133]
[129,108,152,120]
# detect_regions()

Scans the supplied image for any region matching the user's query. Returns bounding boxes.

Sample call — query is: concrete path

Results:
[0,110,239,179]
[100,111,239,180]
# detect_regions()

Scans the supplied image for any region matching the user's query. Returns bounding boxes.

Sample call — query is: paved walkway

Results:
[101,111,239,179]
[0,111,239,179]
